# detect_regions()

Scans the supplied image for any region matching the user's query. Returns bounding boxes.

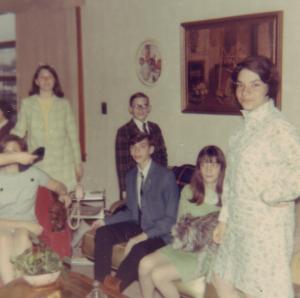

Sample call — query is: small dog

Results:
[171,211,219,277]
[49,200,67,232]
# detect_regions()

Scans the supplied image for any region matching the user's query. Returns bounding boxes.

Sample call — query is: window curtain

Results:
[0,0,86,158]
[15,3,81,109]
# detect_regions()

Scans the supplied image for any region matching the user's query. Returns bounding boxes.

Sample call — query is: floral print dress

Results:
[213,101,300,298]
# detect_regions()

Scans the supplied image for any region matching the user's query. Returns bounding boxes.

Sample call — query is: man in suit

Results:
[94,132,179,294]
[116,92,168,200]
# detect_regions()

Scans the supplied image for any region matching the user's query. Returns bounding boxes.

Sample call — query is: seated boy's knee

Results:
[129,241,148,258]
[95,226,116,247]
[95,226,109,240]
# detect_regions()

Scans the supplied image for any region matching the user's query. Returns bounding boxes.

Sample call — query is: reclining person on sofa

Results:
[139,145,226,298]
[0,134,71,285]
[92,132,179,295]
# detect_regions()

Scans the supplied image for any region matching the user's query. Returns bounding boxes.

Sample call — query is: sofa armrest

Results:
[107,199,127,215]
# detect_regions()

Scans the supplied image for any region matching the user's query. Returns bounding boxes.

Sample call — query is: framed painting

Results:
[181,11,283,115]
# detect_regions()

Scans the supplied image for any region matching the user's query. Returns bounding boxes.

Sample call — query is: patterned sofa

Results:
[81,164,216,298]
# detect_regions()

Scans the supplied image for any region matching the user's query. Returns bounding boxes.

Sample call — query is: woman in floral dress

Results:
[212,56,300,298]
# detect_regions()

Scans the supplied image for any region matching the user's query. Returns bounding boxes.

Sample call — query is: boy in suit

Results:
[94,132,179,294]
[116,92,168,200]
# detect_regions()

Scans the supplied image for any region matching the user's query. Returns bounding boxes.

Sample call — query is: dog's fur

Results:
[172,211,219,252]
[49,200,67,232]
[171,211,219,277]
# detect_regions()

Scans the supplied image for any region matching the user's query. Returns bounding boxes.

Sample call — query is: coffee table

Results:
[0,271,129,298]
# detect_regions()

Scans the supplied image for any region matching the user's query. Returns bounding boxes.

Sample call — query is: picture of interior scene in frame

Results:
[182,12,282,115]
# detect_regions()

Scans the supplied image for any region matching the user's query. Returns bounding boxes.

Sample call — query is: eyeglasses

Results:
[200,161,220,169]
[132,104,149,111]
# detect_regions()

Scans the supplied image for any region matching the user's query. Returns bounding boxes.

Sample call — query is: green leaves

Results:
[11,242,62,275]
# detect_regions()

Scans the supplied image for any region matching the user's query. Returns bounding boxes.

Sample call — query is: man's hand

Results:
[213,222,226,244]
[123,232,148,258]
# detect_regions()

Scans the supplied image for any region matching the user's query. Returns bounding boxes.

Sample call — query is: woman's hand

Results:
[123,233,148,258]
[213,222,226,244]
[15,152,37,165]
[75,163,83,182]
[59,194,72,208]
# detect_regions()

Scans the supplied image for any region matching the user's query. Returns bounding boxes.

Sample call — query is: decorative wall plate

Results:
[136,40,162,86]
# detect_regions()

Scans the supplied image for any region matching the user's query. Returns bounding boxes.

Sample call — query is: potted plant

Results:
[11,237,63,287]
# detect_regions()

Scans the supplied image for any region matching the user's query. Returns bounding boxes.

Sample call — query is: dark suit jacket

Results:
[105,161,179,243]
[115,119,168,194]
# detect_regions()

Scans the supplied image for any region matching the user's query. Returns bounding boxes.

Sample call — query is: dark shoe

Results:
[101,275,123,296]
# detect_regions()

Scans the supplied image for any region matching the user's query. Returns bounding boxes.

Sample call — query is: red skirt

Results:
[35,187,72,258]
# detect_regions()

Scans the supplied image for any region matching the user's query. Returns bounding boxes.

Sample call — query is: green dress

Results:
[160,184,220,282]
[13,95,81,191]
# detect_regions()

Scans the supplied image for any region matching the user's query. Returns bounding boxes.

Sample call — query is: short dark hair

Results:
[129,132,153,147]
[0,99,15,121]
[231,56,280,99]
[0,134,28,152]
[129,92,149,107]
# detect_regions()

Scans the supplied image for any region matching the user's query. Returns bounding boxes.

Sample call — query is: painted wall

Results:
[80,0,300,203]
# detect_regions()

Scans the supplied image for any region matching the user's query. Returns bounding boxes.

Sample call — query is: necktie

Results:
[138,172,144,225]
[142,122,148,134]
[140,172,144,197]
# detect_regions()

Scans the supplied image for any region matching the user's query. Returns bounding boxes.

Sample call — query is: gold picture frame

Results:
[181,11,283,115]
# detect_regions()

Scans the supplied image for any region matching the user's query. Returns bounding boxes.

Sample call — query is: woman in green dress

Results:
[13,64,82,191]
[12,64,82,257]
[139,145,226,298]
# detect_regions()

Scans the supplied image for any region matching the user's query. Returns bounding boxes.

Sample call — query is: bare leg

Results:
[0,229,14,284]
[13,228,31,256]
[213,273,241,298]
[151,263,181,298]
[139,250,171,298]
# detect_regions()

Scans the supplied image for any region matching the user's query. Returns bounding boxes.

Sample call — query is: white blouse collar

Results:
[241,100,274,124]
